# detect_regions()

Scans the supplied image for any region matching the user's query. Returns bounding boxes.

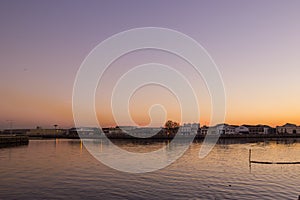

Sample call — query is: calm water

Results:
[0,138,299,199]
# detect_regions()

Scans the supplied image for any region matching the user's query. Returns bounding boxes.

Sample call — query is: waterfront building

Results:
[199,124,273,135]
[26,127,66,137]
[276,123,300,134]
[178,123,200,135]
[200,125,209,135]
[198,124,225,135]
[68,127,99,137]
[214,123,227,134]
[2,129,29,135]
[212,123,239,135]
[235,126,250,134]
[243,125,271,134]
[191,123,200,135]
[224,125,239,134]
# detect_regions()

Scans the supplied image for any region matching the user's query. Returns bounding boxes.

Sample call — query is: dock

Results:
[249,149,300,165]
[0,135,29,147]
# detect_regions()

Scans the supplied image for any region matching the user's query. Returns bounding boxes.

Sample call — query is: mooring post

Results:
[249,149,252,163]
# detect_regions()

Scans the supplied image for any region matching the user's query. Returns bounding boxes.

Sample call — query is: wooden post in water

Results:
[249,149,252,163]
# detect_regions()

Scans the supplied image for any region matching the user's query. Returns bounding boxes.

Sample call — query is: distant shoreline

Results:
[1,134,299,148]
[26,133,300,140]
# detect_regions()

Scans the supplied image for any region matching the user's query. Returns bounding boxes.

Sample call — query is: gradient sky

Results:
[1,0,300,129]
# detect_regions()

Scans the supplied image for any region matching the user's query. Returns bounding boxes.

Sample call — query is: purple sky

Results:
[1,0,300,128]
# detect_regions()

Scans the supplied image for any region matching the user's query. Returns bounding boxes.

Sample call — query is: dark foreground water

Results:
[0,138,299,200]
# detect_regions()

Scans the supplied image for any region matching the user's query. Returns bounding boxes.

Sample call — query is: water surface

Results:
[0,139,299,199]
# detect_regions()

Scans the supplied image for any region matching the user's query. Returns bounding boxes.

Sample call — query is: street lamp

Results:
[6,120,13,135]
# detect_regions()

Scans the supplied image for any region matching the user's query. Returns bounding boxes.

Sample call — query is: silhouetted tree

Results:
[164,120,179,129]
[164,120,180,136]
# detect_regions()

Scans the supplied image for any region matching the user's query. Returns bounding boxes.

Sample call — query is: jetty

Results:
[249,149,300,165]
[0,135,29,147]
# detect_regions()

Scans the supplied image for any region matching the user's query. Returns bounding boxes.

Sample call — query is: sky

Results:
[1,0,300,129]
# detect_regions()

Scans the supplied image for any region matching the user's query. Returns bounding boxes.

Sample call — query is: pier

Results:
[249,149,300,165]
[0,135,29,147]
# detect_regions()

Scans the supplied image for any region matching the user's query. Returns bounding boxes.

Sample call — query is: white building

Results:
[201,124,226,135]
[209,124,238,135]
[235,126,249,134]
[224,125,238,134]
[242,125,271,134]
[214,124,226,134]
[276,123,300,134]
[178,123,200,135]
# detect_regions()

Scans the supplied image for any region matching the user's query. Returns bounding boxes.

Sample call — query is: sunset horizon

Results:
[1,1,300,130]
[1,1,300,199]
